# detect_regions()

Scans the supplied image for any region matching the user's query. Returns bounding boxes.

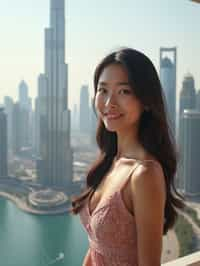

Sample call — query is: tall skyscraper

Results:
[71,103,79,131]
[179,110,200,196]
[196,90,200,111]
[80,85,90,133]
[179,74,196,117]
[160,47,177,137]
[178,73,196,142]
[18,80,31,147]
[0,108,8,178]
[12,103,21,154]
[4,96,14,153]
[29,109,35,149]
[19,80,29,109]
[35,74,48,156]
[37,0,73,187]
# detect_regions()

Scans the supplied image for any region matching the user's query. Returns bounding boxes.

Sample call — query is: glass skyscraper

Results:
[36,0,73,187]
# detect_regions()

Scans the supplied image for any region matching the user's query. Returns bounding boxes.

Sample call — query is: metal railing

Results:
[162,251,200,266]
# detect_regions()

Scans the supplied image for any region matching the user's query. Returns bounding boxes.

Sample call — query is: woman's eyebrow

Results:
[98,81,130,86]
[116,82,130,86]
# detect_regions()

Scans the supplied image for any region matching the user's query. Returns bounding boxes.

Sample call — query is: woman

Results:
[69,48,185,266]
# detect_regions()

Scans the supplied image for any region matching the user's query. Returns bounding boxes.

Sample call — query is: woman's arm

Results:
[130,162,166,266]
[82,248,92,266]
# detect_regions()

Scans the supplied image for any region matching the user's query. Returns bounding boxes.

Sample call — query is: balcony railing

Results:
[162,251,200,266]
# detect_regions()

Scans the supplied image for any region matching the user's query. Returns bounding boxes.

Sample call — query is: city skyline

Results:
[0,0,200,110]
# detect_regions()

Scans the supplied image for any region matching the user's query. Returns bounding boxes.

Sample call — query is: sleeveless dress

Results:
[79,159,158,266]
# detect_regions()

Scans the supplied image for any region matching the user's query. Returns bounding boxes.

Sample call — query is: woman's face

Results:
[95,63,144,133]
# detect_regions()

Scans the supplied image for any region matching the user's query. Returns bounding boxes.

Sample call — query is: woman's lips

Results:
[104,113,123,120]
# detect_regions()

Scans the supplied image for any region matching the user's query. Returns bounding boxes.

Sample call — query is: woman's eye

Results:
[97,87,107,93]
[119,89,132,94]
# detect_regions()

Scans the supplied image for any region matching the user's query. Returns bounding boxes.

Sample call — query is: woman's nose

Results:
[105,93,117,107]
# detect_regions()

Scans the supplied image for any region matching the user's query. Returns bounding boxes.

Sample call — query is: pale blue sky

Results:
[0,0,199,110]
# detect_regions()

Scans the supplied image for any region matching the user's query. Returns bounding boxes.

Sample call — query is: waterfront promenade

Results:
[0,191,70,215]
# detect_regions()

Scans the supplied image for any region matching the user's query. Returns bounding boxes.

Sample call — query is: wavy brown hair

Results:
[69,47,185,235]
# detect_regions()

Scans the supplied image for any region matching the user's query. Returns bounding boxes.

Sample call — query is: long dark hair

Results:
[69,47,185,235]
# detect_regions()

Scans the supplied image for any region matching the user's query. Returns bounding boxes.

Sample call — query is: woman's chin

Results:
[104,124,119,132]
[103,119,127,132]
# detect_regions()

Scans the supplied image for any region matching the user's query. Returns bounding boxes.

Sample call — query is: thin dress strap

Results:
[118,159,158,191]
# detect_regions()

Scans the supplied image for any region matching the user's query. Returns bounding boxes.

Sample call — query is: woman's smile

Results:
[104,113,124,120]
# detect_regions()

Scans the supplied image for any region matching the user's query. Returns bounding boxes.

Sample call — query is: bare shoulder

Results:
[131,160,166,200]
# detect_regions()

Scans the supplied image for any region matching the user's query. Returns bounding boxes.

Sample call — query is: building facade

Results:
[4,96,14,154]
[160,47,177,137]
[196,90,200,111]
[179,110,200,196]
[12,103,21,155]
[80,85,90,133]
[36,0,73,187]
[18,80,32,148]
[0,108,8,178]
[178,73,196,143]
[179,74,196,117]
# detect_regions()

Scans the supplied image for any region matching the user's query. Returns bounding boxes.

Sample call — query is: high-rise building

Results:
[0,108,8,178]
[29,109,35,149]
[178,73,196,143]
[19,80,29,109]
[71,103,79,131]
[179,110,200,196]
[196,90,200,111]
[4,96,14,153]
[35,74,48,156]
[160,47,177,137]
[12,103,21,154]
[37,0,73,187]
[80,85,90,133]
[179,74,196,117]
[34,98,39,155]
[18,80,31,147]
[90,98,97,145]
[20,107,29,147]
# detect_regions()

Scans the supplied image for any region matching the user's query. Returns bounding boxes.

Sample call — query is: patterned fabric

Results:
[79,159,157,266]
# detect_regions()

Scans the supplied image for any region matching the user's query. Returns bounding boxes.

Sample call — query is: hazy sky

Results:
[0,0,199,110]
